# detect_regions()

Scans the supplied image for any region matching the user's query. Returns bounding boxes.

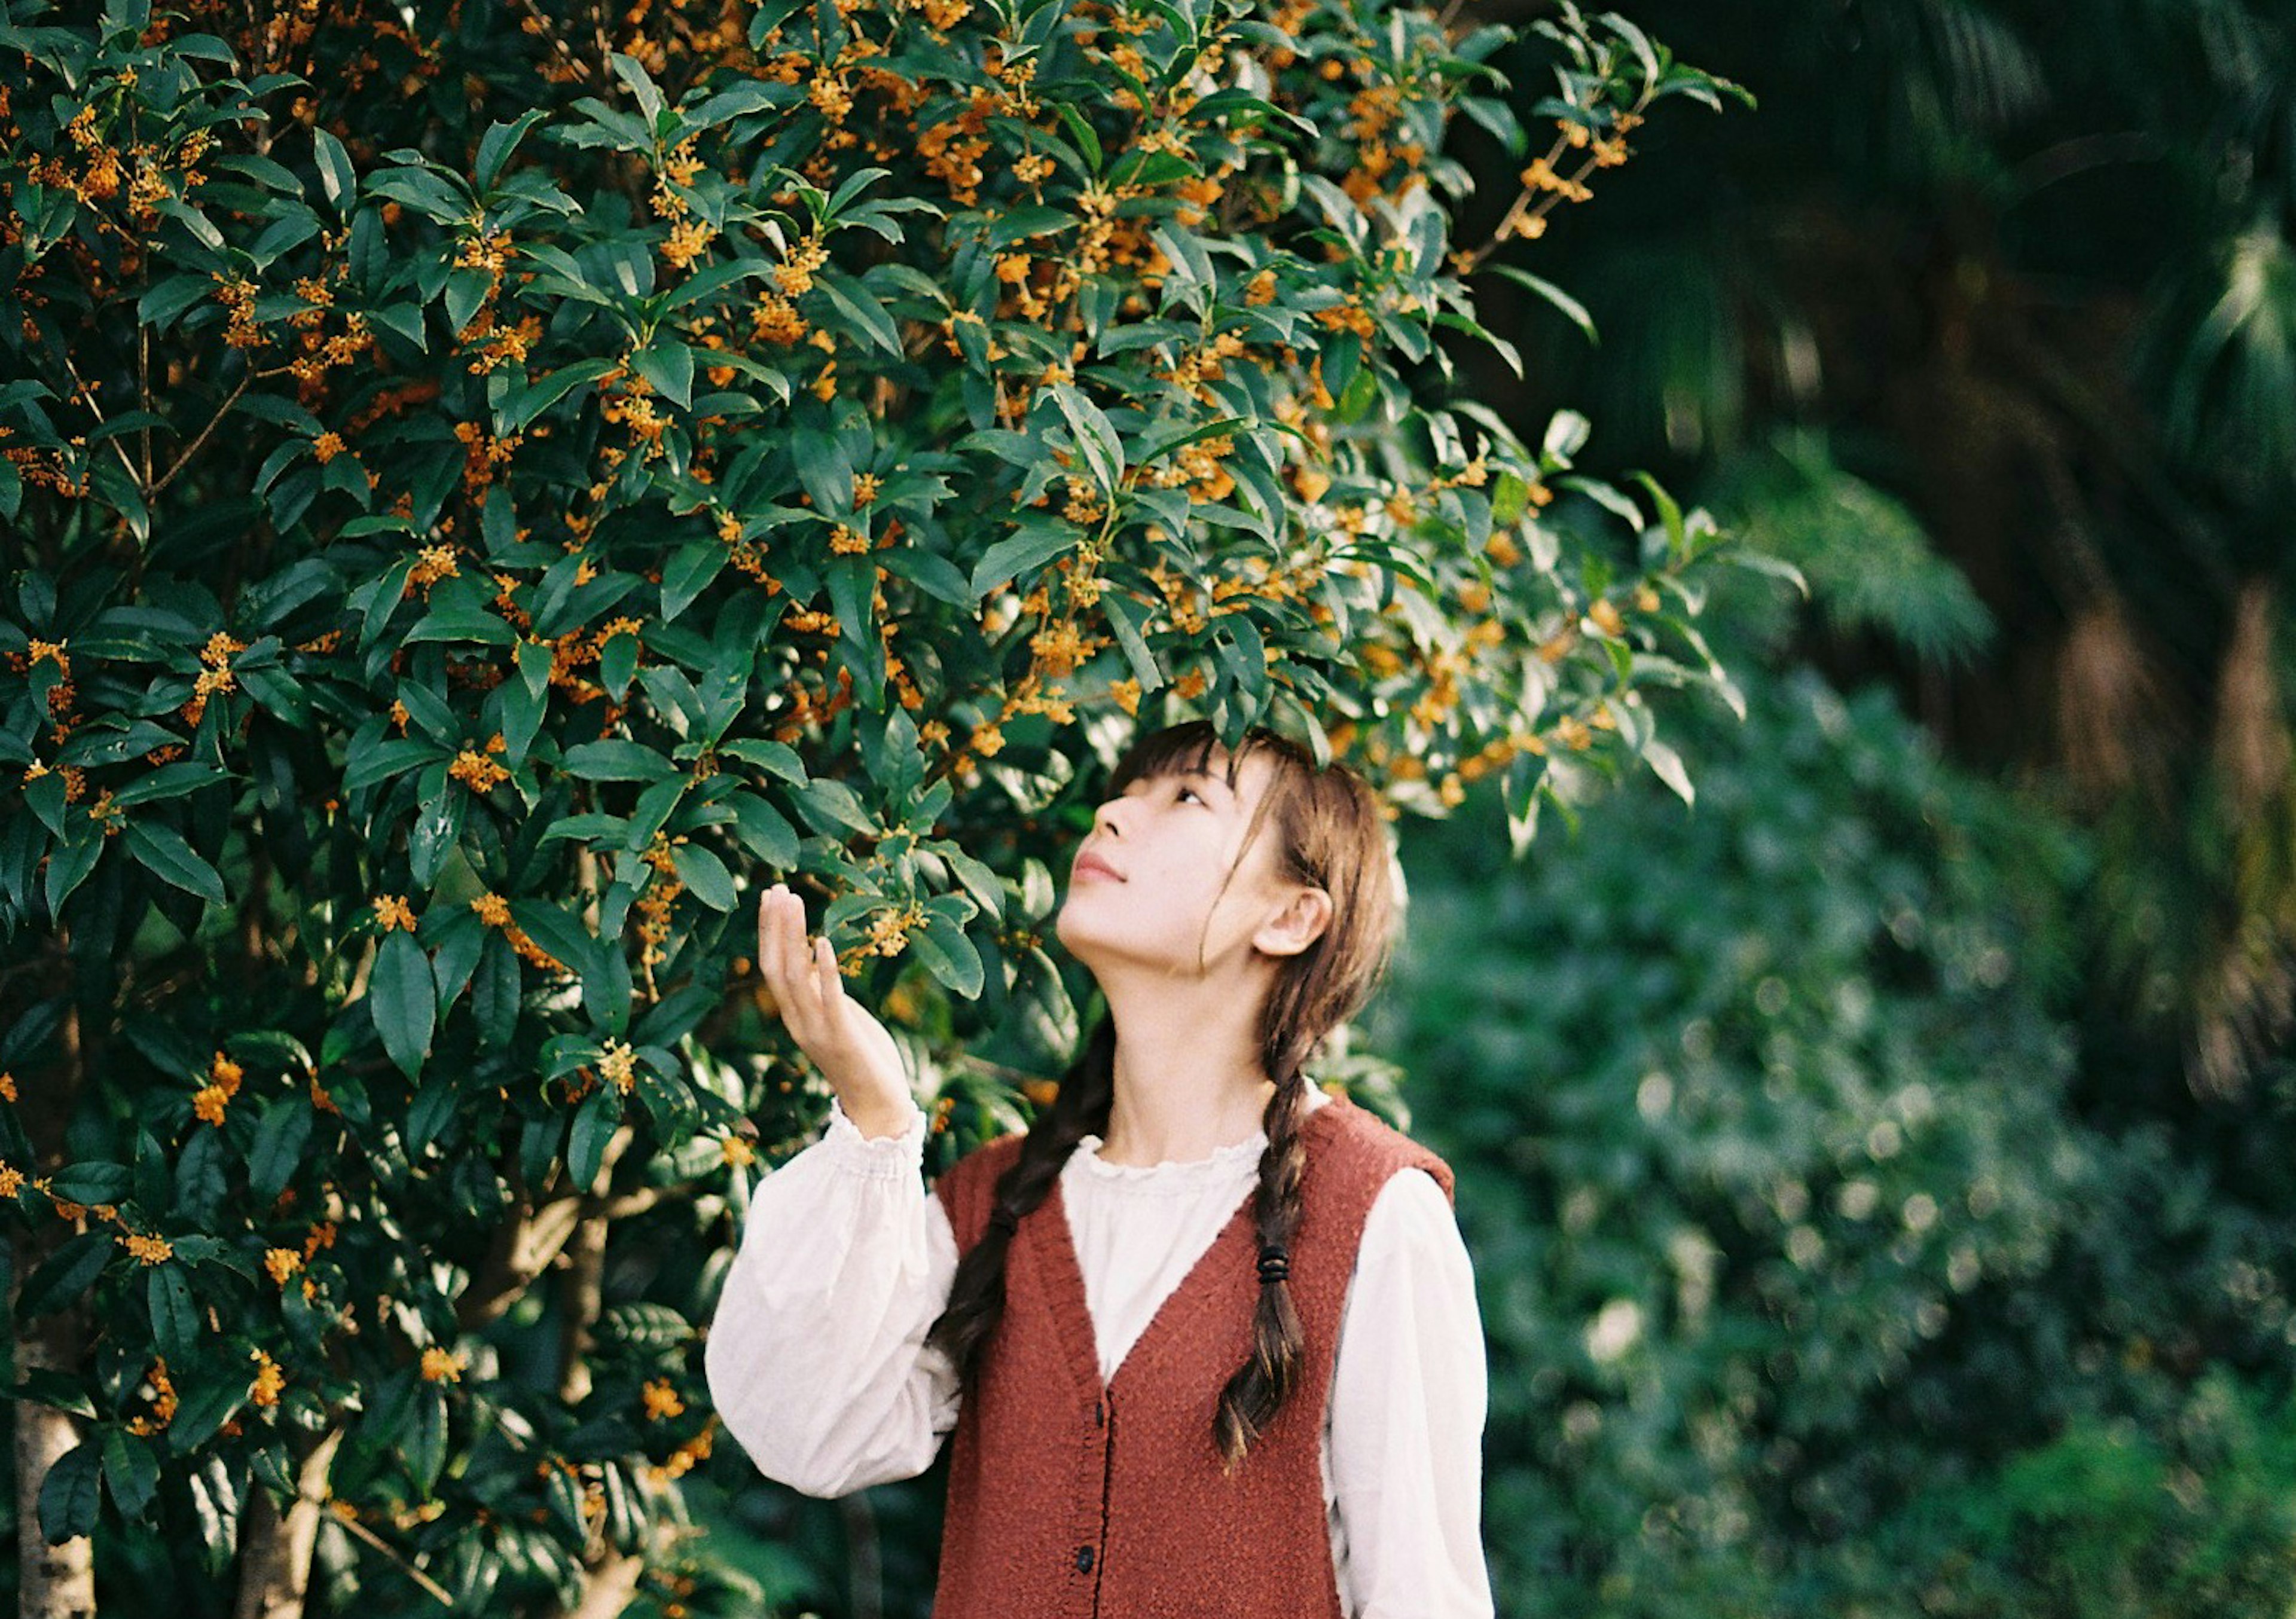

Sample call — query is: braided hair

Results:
[924,720,1400,1472]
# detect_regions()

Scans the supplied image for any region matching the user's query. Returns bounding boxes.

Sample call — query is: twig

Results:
[149,374,251,496]
[514,0,595,83]
[331,1510,457,1608]
[139,321,153,489]
[55,350,142,490]
[1453,69,1657,275]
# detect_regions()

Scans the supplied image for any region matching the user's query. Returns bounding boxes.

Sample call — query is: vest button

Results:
[1075,1545,1095,1574]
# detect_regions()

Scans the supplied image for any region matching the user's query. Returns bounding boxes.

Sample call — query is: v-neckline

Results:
[1034,1093,1351,1395]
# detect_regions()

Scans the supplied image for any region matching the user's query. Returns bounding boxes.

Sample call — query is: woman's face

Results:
[1053,746,1296,980]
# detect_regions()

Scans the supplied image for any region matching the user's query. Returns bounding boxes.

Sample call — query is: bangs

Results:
[1108,720,1253,798]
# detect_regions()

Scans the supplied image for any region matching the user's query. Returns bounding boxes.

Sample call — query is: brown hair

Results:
[924,719,1400,1470]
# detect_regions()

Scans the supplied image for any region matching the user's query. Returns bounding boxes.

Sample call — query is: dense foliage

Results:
[0,0,1747,1612]
[1464,0,2296,1099]
[1386,584,2296,1615]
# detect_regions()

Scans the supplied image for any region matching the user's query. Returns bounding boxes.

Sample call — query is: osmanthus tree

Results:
[0,0,1746,1614]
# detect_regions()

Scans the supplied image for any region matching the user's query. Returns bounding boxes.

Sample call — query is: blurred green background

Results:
[700,0,2296,1611]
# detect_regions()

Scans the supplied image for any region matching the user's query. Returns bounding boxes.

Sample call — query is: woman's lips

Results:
[1072,853,1123,882]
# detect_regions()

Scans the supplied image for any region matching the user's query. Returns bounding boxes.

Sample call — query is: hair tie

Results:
[1256,1245,1290,1285]
[988,1205,1020,1238]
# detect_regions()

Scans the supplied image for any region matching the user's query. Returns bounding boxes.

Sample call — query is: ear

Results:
[1253,884,1332,958]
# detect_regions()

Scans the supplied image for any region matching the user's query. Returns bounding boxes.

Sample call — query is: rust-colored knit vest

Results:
[930,1092,1455,1619]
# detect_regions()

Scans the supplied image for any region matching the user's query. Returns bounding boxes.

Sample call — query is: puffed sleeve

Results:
[703,1097,964,1497]
[1326,1167,1496,1618]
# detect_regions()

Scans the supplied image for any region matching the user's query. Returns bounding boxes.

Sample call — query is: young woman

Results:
[704,720,1493,1618]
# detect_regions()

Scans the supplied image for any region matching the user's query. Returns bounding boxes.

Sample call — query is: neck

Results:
[1091,968,1285,1167]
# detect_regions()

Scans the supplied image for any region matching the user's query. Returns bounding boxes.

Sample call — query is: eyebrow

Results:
[1132,767,1234,795]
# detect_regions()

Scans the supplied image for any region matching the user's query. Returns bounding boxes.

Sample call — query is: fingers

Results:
[758,883,832,1035]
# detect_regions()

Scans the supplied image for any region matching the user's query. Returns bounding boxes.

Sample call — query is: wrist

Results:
[838,1095,919,1141]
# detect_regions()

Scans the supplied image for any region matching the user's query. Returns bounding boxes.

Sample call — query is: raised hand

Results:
[756,882,917,1140]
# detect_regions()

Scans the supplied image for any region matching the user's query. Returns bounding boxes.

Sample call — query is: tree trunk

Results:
[19,989,94,1619]
[555,1208,612,1407]
[15,1292,94,1619]
[231,1428,343,1619]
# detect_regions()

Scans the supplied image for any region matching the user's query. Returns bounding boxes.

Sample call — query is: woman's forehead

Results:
[1132,749,1277,800]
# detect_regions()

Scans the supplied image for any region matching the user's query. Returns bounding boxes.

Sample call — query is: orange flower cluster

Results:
[193,1051,243,1128]
[126,1359,178,1437]
[634,833,686,971]
[470,891,567,973]
[642,1415,718,1487]
[599,374,668,457]
[420,1345,464,1382]
[448,734,511,792]
[120,1231,174,1264]
[178,630,247,727]
[249,1347,285,1407]
[409,543,460,590]
[23,640,74,719]
[452,420,522,493]
[750,291,808,346]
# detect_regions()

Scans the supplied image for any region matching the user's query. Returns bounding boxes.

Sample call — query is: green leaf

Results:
[816,271,905,358]
[172,1383,246,1453]
[475,109,548,190]
[1642,735,1694,807]
[38,1441,101,1542]
[102,1428,160,1523]
[407,1386,447,1498]
[444,266,494,335]
[505,358,618,431]
[969,518,1083,605]
[670,843,737,911]
[568,1085,620,1190]
[123,821,225,904]
[473,932,522,1048]
[600,630,639,699]
[148,1265,199,1362]
[48,1162,132,1204]
[509,902,599,978]
[406,1078,461,1157]
[632,341,694,409]
[4,1369,96,1420]
[1048,384,1123,491]
[19,1233,112,1318]
[727,792,800,867]
[44,832,105,920]
[561,740,675,782]
[248,1097,315,1204]
[912,912,985,997]
[1632,470,1686,559]
[371,929,436,1079]
[312,128,356,211]
[661,540,728,622]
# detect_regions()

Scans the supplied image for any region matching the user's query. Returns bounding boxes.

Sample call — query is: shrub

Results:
[0,0,1743,1612]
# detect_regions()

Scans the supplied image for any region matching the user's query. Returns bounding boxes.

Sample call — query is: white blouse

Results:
[703,1084,1495,1619]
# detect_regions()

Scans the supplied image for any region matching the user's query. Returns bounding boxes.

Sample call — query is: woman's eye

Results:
[1176,784,1200,804]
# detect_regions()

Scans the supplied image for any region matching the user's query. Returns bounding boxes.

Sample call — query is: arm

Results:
[1327,1168,1496,1619]
[703,1096,964,1497]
